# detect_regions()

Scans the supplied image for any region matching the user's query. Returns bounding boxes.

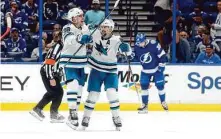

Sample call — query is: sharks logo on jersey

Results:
[140,52,152,64]
[95,41,109,56]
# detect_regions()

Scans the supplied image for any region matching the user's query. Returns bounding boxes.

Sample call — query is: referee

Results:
[30,31,64,123]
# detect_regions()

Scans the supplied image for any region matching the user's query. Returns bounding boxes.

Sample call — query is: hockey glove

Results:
[79,35,92,44]
[119,42,130,52]
[158,63,165,73]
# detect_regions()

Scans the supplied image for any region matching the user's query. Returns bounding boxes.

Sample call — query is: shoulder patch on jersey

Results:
[150,40,157,44]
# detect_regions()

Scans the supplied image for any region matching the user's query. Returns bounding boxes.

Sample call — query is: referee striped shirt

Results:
[42,41,63,80]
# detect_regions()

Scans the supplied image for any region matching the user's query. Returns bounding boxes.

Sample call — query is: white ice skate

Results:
[112,116,122,131]
[66,111,79,130]
[80,116,90,131]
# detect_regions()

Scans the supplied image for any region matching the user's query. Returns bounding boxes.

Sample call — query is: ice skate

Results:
[81,116,90,131]
[137,104,148,114]
[29,107,45,121]
[112,116,122,131]
[50,112,65,123]
[66,110,79,130]
[161,101,168,111]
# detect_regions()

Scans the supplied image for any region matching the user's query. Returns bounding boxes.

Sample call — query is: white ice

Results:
[0,111,221,139]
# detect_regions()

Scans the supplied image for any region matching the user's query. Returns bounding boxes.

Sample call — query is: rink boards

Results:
[0,64,221,111]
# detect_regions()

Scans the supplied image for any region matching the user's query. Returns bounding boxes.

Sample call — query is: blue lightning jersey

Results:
[1,11,6,35]
[134,40,167,74]
[22,2,38,17]
[6,10,28,32]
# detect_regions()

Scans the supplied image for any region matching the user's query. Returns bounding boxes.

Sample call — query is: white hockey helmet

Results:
[67,7,83,20]
[100,19,115,31]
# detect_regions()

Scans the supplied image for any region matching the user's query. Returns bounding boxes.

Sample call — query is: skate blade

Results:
[50,119,64,123]
[29,111,44,121]
[66,121,78,130]
[164,109,169,112]
[79,126,87,131]
[162,107,169,112]
[138,110,148,114]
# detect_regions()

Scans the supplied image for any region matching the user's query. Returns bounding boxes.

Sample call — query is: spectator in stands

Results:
[43,0,58,20]
[43,31,48,42]
[1,11,12,41]
[192,25,206,46]
[56,0,69,12]
[188,5,207,37]
[46,31,61,48]
[22,0,38,25]
[157,2,181,53]
[7,0,28,36]
[3,28,27,54]
[29,22,40,46]
[174,31,191,63]
[154,0,172,26]
[46,23,62,43]
[84,0,105,30]
[53,23,62,32]
[195,31,211,53]
[31,39,47,60]
[179,31,189,39]
[195,43,221,64]
[211,0,221,57]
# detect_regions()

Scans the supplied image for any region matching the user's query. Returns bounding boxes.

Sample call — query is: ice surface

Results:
[0,111,220,139]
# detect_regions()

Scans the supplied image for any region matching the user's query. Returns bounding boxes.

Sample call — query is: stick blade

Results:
[114,0,120,8]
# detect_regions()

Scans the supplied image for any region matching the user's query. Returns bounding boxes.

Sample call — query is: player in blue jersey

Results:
[134,33,168,113]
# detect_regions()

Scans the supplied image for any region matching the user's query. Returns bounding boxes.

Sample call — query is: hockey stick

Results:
[124,53,141,104]
[116,23,141,104]
[62,0,121,68]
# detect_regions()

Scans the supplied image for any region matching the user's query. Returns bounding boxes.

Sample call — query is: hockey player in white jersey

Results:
[80,19,132,131]
[59,8,92,129]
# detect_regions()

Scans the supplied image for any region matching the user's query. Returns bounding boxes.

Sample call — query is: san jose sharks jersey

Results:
[134,40,166,74]
[88,30,131,73]
[60,23,90,68]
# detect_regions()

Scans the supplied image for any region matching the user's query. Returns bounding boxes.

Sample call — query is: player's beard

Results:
[101,30,112,39]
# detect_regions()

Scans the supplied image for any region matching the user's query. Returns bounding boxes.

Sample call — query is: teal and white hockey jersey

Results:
[88,30,131,73]
[60,23,90,68]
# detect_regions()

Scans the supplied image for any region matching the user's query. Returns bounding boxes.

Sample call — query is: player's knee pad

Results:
[67,79,79,92]
[106,88,120,110]
[67,80,79,107]
[155,81,165,91]
[78,85,83,96]
[106,88,118,101]
[85,92,100,110]
[141,90,149,96]
[156,85,164,91]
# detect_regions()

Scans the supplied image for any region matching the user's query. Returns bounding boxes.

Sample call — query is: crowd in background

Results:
[1,0,221,64]
[155,0,221,64]
[0,0,104,62]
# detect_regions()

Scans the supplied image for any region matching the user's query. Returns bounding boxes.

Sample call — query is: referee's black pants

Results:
[35,68,64,113]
